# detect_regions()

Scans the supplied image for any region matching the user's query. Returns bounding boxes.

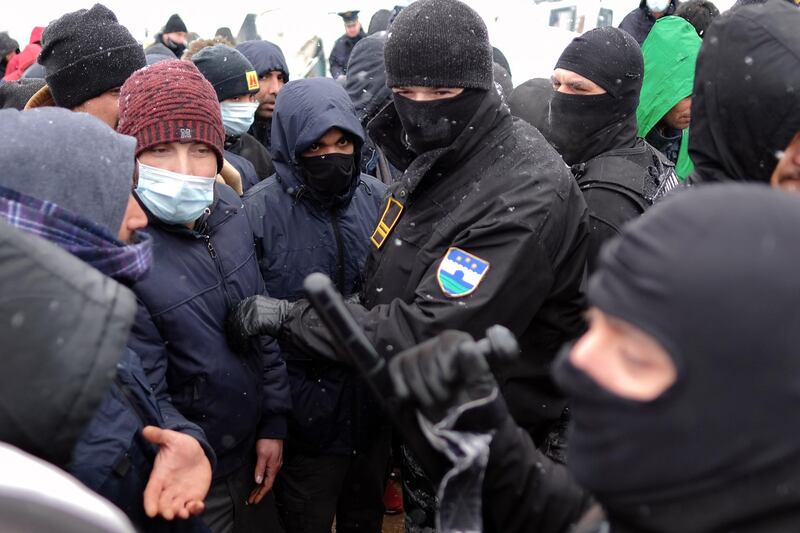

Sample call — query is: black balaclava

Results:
[547,27,643,166]
[298,151,358,200]
[688,0,800,184]
[553,184,800,531]
[383,0,494,155]
[393,89,486,155]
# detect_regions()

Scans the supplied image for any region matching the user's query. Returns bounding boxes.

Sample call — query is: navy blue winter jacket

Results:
[130,183,291,478]
[71,348,210,532]
[243,78,386,454]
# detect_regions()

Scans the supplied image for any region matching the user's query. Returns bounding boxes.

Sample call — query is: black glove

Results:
[388,330,500,424]
[225,295,294,354]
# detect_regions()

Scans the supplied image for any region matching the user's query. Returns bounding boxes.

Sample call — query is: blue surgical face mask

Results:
[220,101,259,137]
[136,161,216,225]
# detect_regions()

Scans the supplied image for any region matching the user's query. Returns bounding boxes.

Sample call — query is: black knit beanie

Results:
[40,4,146,109]
[0,32,19,56]
[192,44,259,102]
[384,0,493,90]
[555,27,643,99]
[164,14,187,34]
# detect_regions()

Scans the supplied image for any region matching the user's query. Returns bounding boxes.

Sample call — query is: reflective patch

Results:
[371,197,404,249]
[246,70,259,91]
[437,247,490,298]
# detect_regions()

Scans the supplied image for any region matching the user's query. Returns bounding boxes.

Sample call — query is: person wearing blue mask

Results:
[193,44,275,192]
[117,60,291,533]
[0,106,215,532]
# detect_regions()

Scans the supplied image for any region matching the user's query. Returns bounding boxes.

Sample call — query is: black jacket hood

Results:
[0,221,136,467]
[688,0,800,183]
[345,32,391,126]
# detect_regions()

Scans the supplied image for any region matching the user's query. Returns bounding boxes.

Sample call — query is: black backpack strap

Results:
[573,142,680,212]
[573,156,652,214]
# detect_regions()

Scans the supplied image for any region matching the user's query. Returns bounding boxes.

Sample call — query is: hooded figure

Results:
[636,16,702,178]
[192,44,275,189]
[0,220,136,468]
[549,27,679,273]
[386,184,800,533]
[688,0,800,184]
[367,9,392,34]
[508,77,553,134]
[619,0,680,44]
[243,76,388,533]
[344,31,398,183]
[236,40,290,152]
[2,26,43,81]
[0,107,214,531]
[225,1,590,528]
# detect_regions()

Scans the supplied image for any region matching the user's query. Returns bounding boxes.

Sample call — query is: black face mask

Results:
[552,345,671,501]
[166,38,186,58]
[552,185,800,531]
[299,153,356,200]
[393,89,485,155]
[546,91,638,166]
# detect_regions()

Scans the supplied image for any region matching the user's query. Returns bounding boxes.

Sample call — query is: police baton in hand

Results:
[302,272,518,476]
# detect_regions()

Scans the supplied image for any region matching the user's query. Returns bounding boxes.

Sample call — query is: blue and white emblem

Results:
[437,247,490,298]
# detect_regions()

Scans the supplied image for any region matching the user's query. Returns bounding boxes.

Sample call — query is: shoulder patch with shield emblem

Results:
[437,247,490,298]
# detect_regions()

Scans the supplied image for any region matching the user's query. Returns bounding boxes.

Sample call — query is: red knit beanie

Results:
[118,60,224,170]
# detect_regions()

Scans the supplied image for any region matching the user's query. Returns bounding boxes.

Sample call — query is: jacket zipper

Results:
[331,211,346,293]
[200,221,233,309]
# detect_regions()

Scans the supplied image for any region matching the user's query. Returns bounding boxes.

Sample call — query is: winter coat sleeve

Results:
[329,39,347,79]
[482,414,592,533]
[128,300,217,468]
[254,284,292,440]
[282,200,560,362]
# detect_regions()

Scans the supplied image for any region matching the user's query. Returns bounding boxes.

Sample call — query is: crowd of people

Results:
[1,0,799,532]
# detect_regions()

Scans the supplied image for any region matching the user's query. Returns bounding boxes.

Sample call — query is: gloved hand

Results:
[388,330,500,424]
[225,295,293,354]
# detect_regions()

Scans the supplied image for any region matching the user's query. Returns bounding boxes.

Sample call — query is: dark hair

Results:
[675,0,721,37]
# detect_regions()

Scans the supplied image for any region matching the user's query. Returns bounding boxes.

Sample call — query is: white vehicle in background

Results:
[472,0,637,84]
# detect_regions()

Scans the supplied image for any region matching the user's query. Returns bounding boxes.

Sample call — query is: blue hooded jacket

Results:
[236,40,290,152]
[130,183,291,478]
[243,78,387,454]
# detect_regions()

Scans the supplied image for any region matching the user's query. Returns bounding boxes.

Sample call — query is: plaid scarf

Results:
[0,186,152,284]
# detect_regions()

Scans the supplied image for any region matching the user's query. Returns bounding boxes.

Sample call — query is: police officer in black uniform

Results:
[228,0,589,528]
[329,10,365,79]
[546,27,679,273]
